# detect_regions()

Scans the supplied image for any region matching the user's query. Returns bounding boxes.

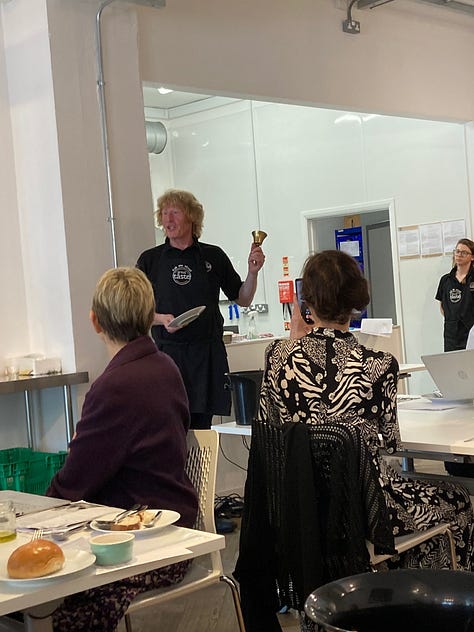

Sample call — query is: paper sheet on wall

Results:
[339,240,360,257]
[420,222,443,257]
[398,226,420,258]
[442,219,466,255]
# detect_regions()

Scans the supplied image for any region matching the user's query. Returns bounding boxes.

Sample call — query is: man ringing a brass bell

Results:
[137,189,266,429]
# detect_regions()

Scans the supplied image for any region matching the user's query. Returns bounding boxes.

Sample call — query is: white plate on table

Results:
[90,509,180,536]
[0,549,95,584]
[168,306,206,329]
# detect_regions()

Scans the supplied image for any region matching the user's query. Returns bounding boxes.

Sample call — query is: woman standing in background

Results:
[436,238,474,351]
[436,238,474,476]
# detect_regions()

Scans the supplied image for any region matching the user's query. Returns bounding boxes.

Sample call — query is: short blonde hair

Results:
[92,267,155,342]
[155,189,204,239]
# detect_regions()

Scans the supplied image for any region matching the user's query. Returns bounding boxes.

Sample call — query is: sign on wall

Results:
[398,219,466,259]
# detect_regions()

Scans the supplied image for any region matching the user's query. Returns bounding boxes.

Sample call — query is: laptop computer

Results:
[421,349,474,402]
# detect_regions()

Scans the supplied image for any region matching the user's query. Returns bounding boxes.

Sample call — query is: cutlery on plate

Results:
[143,510,162,528]
[17,520,90,535]
[50,522,89,541]
[94,504,147,528]
[31,528,44,541]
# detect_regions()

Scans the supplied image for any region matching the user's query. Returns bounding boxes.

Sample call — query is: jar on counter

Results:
[0,500,16,543]
[247,310,258,340]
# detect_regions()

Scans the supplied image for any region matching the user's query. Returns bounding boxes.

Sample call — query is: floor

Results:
[117,518,301,632]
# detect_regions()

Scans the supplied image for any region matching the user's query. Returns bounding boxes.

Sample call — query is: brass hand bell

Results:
[252,230,268,246]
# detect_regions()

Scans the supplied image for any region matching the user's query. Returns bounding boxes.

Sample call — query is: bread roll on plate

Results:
[7,539,65,579]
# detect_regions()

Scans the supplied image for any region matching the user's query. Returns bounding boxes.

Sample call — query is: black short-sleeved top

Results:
[435,267,474,351]
[137,238,243,415]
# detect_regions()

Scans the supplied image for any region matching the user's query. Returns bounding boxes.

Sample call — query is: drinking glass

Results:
[0,501,16,543]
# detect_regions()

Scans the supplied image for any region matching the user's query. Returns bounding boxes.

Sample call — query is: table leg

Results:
[62,385,74,445]
[23,600,61,632]
[24,615,53,632]
[23,391,34,450]
[401,457,415,473]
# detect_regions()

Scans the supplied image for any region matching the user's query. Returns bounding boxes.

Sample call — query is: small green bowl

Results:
[90,532,135,566]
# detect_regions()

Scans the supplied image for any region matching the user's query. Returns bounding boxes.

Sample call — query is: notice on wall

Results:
[442,219,466,255]
[339,240,360,258]
[420,222,443,257]
[398,226,420,258]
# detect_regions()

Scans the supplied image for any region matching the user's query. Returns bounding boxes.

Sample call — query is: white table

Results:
[213,402,474,464]
[399,363,426,376]
[212,406,474,461]
[398,404,474,458]
[0,500,224,631]
[212,422,251,437]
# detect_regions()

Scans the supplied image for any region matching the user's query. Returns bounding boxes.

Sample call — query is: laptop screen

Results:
[421,349,474,401]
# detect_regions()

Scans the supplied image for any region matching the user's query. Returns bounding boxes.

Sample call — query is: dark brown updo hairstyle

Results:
[301,250,370,325]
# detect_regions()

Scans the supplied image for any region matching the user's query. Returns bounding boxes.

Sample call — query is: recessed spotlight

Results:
[157,87,173,95]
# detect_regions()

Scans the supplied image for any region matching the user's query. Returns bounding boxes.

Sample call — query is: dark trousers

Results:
[445,461,474,478]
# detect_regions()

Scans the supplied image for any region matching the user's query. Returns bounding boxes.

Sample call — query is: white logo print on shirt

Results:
[450,288,462,303]
[172,265,192,285]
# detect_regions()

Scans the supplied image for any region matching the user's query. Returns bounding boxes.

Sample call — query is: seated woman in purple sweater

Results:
[46,267,198,632]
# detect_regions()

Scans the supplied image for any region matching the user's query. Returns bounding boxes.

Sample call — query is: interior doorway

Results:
[302,200,400,325]
[366,220,396,322]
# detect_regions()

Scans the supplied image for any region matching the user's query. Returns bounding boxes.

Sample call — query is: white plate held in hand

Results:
[168,306,206,329]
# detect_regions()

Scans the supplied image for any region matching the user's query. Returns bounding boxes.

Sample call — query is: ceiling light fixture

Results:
[157,87,173,95]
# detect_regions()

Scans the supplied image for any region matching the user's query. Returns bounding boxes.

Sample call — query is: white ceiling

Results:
[142,85,212,109]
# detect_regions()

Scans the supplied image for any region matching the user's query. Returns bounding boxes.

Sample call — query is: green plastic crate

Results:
[0,448,67,495]
[0,447,34,465]
[0,461,28,491]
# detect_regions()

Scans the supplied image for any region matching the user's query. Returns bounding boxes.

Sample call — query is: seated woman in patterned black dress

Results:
[237,250,474,632]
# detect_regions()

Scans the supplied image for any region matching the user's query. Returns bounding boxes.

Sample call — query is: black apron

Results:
[151,244,231,416]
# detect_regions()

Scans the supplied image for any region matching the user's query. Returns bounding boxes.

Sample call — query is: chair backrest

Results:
[237,420,394,612]
[185,429,219,534]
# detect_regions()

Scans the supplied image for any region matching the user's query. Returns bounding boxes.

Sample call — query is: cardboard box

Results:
[343,214,361,228]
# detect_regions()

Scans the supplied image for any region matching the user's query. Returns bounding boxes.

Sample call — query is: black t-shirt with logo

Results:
[436,267,474,351]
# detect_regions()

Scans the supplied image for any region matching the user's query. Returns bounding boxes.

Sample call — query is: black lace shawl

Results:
[235,418,395,620]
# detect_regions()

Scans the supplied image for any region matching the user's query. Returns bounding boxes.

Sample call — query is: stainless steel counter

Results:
[0,372,89,448]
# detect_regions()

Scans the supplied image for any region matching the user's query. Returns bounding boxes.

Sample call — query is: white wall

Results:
[0,0,157,450]
[148,99,470,397]
[137,0,474,122]
[0,4,39,446]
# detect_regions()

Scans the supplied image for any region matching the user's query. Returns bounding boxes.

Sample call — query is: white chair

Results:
[124,429,245,632]
[368,522,457,569]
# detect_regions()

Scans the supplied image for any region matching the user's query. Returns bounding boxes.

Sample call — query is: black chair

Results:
[234,419,396,631]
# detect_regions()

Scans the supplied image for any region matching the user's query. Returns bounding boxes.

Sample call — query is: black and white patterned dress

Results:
[259,328,473,570]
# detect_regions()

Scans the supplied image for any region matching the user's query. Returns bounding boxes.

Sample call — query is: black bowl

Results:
[304,569,474,632]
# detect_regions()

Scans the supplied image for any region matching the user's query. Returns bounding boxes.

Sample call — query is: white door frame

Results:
[300,198,405,359]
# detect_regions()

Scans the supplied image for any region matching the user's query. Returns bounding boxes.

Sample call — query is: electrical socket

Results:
[241,304,268,314]
[342,18,360,34]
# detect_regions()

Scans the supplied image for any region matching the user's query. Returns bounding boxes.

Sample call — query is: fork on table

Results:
[31,528,44,541]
